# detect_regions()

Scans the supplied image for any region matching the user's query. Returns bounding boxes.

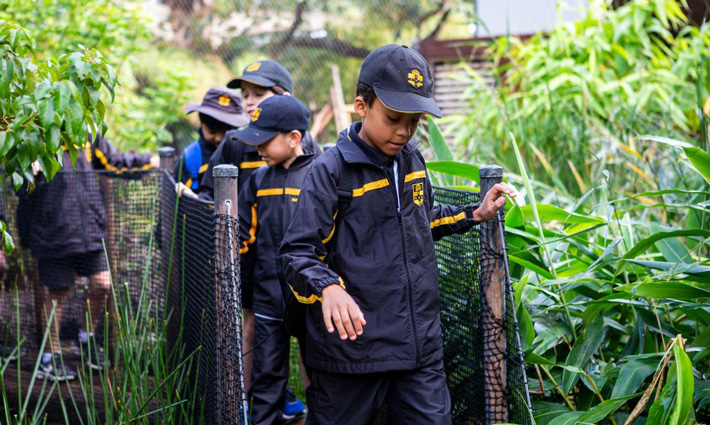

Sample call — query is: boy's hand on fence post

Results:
[175,182,197,199]
[474,183,518,222]
[322,284,366,341]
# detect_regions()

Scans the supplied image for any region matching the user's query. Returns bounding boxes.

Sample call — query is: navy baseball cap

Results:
[227,60,294,94]
[358,44,442,118]
[184,87,250,127]
[231,95,310,145]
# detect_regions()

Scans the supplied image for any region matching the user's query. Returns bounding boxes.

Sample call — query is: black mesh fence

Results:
[434,186,533,425]
[0,166,529,424]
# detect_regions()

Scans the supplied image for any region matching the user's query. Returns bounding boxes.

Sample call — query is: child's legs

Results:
[37,257,76,352]
[306,369,388,425]
[81,251,110,333]
[242,308,254,392]
[251,315,290,425]
[385,360,451,425]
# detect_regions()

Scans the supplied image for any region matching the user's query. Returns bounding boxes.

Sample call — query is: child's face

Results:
[354,96,423,157]
[201,124,226,147]
[255,131,303,168]
[241,82,277,118]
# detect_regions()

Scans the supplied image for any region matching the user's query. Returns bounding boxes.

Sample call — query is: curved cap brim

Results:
[230,126,280,145]
[184,105,250,128]
[373,86,443,118]
[227,76,276,90]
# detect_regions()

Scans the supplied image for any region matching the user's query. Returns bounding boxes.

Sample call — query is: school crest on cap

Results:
[218,94,231,106]
[246,62,261,72]
[252,107,262,121]
[407,69,424,88]
[412,182,424,206]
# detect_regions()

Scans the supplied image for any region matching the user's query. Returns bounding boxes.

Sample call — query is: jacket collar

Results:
[275,150,314,172]
[335,122,419,165]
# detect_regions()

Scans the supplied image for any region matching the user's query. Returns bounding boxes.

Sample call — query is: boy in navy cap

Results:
[175,87,248,193]
[199,60,322,200]
[236,95,315,424]
[278,44,517,424]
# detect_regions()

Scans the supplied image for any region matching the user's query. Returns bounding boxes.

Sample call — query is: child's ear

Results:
[353,96,368,119]
[288,130,302,147]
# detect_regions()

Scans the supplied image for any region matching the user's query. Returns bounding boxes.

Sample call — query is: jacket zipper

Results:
[383,157,421,366]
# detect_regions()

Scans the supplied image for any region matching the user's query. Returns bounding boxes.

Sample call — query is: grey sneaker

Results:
[36,353,77,381]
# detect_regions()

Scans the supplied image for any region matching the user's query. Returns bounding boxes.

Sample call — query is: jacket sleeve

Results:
[238,171,259,298]
[278,153,345,303]
[426,170,479,241]
[197,135,239,201]
[91,133,153,170]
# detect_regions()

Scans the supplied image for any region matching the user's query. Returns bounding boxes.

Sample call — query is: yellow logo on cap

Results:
[218,95,231,107]
[252,107,262,122]
[407,69,424,88]
[413,182,424,206]
[246,62,261,72]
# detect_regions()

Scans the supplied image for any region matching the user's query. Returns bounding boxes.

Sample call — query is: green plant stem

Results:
[540,365,575,411]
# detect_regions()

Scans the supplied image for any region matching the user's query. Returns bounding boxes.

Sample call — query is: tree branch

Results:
[270,1,307,56]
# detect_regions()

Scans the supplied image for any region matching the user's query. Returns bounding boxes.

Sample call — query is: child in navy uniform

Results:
[199,60,322,200]
[278,45,517,424]
[236,95,315,424]
[175,87,248,193]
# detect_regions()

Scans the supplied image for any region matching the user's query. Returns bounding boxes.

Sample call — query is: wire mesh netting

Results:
[0,168,246,423]
[434,186,532,425]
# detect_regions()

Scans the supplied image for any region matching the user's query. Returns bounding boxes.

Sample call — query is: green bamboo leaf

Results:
[533,401,570,425]
[508,254,554,279]
[525,352,556,367]
[670,342,694,425]
[427,116,452,161]
[618,281,710,300]
[623,229,710,260]
[548,411,585,425]
[562,315,605,394]
[611,357,658,399]
[578,393,642,424]
[426,161,480,185]
[518,205,605,224]
[627,260,710,278]
[685,146,710,185]
[650,223,692,264]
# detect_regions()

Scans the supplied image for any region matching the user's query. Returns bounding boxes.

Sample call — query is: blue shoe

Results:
[281,388,306,422]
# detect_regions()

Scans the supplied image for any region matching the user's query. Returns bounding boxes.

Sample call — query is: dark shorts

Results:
[38,251,108,290]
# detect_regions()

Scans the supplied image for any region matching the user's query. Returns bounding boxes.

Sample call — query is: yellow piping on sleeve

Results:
[289,277,346,304]
[322,211,338,244]
[199,163,209,174]
[239,203,258,254]
[257,188,284,196]
[430,211,467,228]
[404,170,426,182]
[241,161,267,169]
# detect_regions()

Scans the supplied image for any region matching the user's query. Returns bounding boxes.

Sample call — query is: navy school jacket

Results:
[278,126,478,374]
[16,133,152,259]
[199,130,322,200]
[173,129,217,191]
[239,151,316,318]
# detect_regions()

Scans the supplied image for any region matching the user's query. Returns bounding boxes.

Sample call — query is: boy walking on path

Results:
[278,44,517,424]
[236,95,315,424]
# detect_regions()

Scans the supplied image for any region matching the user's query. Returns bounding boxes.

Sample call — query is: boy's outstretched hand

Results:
[473,182,518,222]
[322,284,367,341]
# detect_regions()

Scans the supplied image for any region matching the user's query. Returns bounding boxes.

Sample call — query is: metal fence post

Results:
[213,164,245,424]
[479,165,508,424]
[159,146,176,175]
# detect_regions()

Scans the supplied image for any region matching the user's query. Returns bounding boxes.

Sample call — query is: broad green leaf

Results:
[627,260,710,278]
[517,303,535,347]
[525,352,556,367]
[647,376,676,425]
[532,401,570,425]
[611,357,658,398]
[508,253,554,279]
[670,342,694,425]
[618,282,710,300]
[548,411,585,425]
[578,393,642,423]
[505,202,524,228]
[427,116,452,161]
[518,205,605,224]
[685,146,710,185]
[426,161,480,185]
[650,223,691,264]
[562,315,605,394]
[623,229,710,260]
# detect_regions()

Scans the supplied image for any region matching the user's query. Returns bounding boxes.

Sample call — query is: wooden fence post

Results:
[479,165,508,424]
[159,147,176,176]
[213,164,244,424]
